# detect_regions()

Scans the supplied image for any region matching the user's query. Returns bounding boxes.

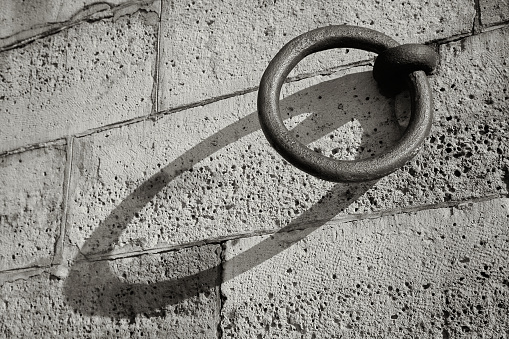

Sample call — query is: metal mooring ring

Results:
[257,25,434,183]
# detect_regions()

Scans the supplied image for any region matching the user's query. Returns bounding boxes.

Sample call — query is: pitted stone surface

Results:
[221,198,509,338]
[158,0,475,109]
[479,0,509,26]
[0,146,65,271]
[1,244,221,338]
[67,66,404,257]
[68,27,509,259]
[0,11,157,153]
[396,26,509,205]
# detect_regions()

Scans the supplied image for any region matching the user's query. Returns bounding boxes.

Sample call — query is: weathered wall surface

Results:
[0,0,508,338]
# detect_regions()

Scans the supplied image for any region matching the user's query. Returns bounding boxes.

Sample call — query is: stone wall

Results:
[1,0,508,337]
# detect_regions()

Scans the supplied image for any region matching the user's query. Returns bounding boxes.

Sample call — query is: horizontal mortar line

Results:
[150,59,374,120]
[71,86,261,139]
[481,20,509,33]
[284,58,374,82]
[76,193,506,263]
[0,138,67,158]
[149,87,258,119]
[425,31,474,46]
[75,230,278,263]
[0,0,158,53]
[73,115,152,139]
[0,22,82,53]
[289,193,506,230]
[0,263,51,277]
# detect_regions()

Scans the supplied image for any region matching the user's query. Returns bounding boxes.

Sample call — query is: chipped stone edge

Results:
[0,0,161,52]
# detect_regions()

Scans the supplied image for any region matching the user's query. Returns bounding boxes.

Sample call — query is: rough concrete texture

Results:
[158,0,475,109]
[1,244,221,338]
[479,0,509,26]
[68,27,509,259]
[0,146,65,271]
[0,11,157,153]
[67,65,406,258]
[221,198,509,338]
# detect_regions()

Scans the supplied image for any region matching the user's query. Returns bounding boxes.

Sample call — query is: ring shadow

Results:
[63,70,408,320]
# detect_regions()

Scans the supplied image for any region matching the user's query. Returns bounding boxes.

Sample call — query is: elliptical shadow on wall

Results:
[63,69,410,319]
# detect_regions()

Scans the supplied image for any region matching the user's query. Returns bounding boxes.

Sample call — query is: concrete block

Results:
[158,0,475,109]
[0,146,66,271]
[0,244,221,338]
[479,0,509,26]
[0,11,157,153]
[221,198,509,338]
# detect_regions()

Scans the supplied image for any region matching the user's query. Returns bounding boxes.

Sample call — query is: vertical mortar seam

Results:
[52,136,74,266]
[472,0,482,34]
[152,0,164,114]
[217,241,227,339]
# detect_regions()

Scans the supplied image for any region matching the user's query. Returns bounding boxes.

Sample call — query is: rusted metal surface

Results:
[257,25,437,182]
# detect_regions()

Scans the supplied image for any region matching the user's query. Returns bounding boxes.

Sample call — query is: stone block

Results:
[479,0,509,26]
[158,0,475,109]
[221,198,509,338]
[0,11,157,153]
[0,146,66,271]
[0,244,221,338]
[67,27,509,260]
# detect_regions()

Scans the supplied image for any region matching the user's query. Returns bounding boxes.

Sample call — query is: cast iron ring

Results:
[257,25,434,183]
